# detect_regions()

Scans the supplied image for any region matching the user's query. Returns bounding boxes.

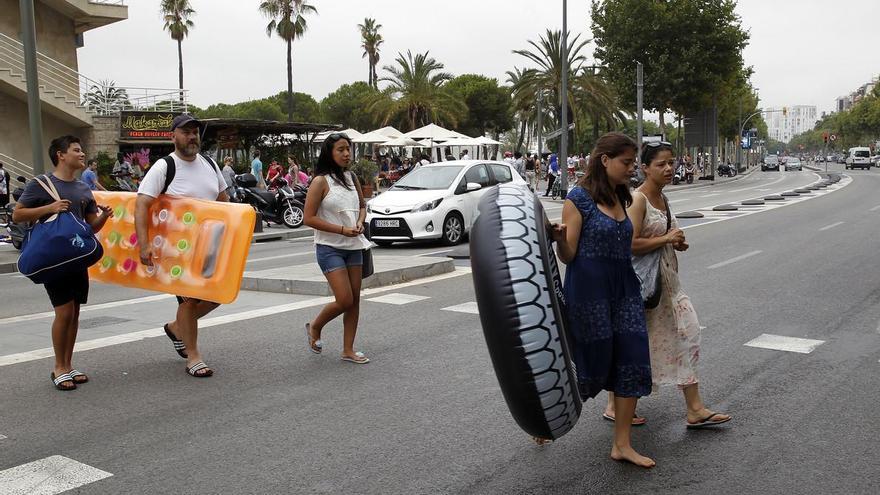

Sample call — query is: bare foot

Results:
[611,445,656,468]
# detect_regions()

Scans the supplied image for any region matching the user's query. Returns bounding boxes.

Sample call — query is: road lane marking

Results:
[247,251,313,263]
[668,199,689,204]
[699,193,720,198]
[0,294,174,327]
[366,293,430,305]
[729,175,788,193]
[707,250,762,270]
[0,455,113,494]
[870,205,880,212]
[744,334,825,354]
[0,434,6,440]
[442,302,479,314]
[818,221,845,231]
[0,268,472,367]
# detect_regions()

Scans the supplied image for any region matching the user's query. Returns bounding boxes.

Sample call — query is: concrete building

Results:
[835,75,879,114]
[766,105,818,143]
[1,1,187,179]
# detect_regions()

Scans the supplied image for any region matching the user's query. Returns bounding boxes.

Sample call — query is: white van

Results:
[845,147,871,170]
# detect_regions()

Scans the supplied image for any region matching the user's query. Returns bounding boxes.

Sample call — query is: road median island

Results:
[241,255,456,296]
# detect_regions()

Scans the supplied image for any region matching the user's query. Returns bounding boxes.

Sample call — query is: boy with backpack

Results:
[13,135,112,390]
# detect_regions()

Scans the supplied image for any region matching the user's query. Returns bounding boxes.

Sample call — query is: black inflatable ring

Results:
[470,183,581,440]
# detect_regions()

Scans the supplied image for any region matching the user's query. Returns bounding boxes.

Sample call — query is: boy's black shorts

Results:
[44,270,89,307]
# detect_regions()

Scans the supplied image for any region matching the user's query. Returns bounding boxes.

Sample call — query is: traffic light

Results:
[823,132,829,144]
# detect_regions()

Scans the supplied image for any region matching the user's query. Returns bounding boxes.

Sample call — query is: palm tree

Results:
[512,29,623,150]
[259,0,318,122]
[368,50,466,131]
[82,80,130,115]
[357,18,383,89]
[160,0,195,105]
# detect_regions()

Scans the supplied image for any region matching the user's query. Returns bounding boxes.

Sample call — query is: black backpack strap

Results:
[200,153,220,173]
[160,155,176,195]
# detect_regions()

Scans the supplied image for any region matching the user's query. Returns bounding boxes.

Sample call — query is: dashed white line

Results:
[744,334,825,354]
[0,434,6,440]
[0,268,472,367]
[366,293,430,305]
[0,294,175,326]
[0,455,113,495]
[442,302,480,314]
[699,193,721,198]
[818,221,845,231]
[417,248,455,257]
[707,250,762,270]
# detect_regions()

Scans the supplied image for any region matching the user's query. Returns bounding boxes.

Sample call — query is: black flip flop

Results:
[164,324,188,359]
[686,412,731,429]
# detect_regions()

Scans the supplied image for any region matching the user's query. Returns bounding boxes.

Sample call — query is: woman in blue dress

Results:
[552,132,654,468]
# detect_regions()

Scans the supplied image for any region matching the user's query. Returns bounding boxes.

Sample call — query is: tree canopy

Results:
[444,74,514,138]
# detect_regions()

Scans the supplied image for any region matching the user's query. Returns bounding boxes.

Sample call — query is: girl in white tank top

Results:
[303,134,371,364]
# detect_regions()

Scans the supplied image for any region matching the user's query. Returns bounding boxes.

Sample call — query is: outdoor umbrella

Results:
[381,136,424,147]
[373,126,404,139]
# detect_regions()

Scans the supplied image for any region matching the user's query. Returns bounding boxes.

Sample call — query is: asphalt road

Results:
[2,163,878,493]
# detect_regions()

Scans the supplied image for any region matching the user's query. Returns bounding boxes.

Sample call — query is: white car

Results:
[366,160,528,246]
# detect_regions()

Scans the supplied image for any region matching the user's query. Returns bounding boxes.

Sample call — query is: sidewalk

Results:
[0,244,18,273]
[242,255,455,296]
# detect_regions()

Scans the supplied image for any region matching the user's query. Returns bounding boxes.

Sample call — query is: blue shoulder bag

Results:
[17,175,103,284]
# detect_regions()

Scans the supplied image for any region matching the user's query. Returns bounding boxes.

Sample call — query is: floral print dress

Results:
[635,191,701,390]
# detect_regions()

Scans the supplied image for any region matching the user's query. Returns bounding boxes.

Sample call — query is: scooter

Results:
[685,165,695,184]
[717,162,737,177]
[233,173,304,228]
[3,176,28,250]
[672,165,682,185]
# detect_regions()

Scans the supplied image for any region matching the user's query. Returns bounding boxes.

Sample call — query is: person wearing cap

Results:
[135,114,229,378]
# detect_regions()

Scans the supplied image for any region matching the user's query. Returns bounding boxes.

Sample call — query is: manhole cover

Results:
[79,316,131,329]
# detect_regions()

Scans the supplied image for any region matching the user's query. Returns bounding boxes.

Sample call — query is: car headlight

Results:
[412,198,443,213]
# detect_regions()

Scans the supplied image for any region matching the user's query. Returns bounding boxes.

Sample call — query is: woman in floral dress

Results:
[619,141,731,429]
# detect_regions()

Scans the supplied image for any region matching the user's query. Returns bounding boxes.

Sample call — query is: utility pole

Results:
[736,97,743,171]
[636,61,644,161]
[536,92,543,163]
[559,0,569,194]
[20,0,45,175]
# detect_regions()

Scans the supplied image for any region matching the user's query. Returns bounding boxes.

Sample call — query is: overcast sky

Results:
[78,0,880,120]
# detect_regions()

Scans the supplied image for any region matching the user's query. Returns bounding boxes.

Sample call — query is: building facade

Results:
[766,105,818,143]
[0,0,129,178]
[835,75,879,114]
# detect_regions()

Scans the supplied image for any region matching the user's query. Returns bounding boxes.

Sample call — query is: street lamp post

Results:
[20,0,45,175]
[559,0,569,195]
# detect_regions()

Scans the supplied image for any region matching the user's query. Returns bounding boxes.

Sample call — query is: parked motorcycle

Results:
[3,176,28,250]
[672,165,683,185]
[717,162,737,178]
[233,173,304,228]
[685,165,695,184]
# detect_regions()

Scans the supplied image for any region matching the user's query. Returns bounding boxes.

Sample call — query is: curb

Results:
[664,165,759,192]
[241,257,456,296]
[252,228,313,243]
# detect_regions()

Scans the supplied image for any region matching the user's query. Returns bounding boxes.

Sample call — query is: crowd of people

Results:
[10,119,728,470]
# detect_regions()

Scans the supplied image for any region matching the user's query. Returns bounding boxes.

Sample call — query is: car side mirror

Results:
[466,182,482,192]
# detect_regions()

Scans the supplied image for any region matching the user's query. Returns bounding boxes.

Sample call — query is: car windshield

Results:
[854,150,870,157]
[788,158,800,164]
[766,156,778,163]
[390,166,463,190]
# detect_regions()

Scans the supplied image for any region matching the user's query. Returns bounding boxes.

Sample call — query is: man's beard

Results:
[177,141,200,155]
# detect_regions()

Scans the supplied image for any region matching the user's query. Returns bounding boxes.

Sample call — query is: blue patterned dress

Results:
[563,187,652,400]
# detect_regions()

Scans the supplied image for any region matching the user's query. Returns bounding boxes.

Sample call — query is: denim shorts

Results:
[315,244,363,273]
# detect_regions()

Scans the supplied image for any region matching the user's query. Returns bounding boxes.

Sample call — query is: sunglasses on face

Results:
[328,133,350,141]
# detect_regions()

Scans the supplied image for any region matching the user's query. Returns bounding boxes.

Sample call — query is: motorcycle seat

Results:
[251,190,277,203]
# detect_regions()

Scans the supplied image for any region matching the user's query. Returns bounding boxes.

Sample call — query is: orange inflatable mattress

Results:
[90,192,256,304]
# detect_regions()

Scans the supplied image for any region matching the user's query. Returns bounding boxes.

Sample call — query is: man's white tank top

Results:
[313,172,370,250]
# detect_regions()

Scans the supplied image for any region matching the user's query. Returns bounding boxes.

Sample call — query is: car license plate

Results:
[376,220,399,228]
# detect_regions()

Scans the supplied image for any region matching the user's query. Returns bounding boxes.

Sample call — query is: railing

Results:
[0,31,186,116]
[0,152,32,180]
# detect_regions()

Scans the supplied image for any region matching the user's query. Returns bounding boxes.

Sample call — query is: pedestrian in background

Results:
[543,153,559,197]
[617,141,731,429]
[0,162,10,205]
[82,159,105,191]
[251,150,266,189]
[304,133,372,364]
[525,154,536,190]
[13,135,112,390]
[552,132,654,468]
[513,151,525,179]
